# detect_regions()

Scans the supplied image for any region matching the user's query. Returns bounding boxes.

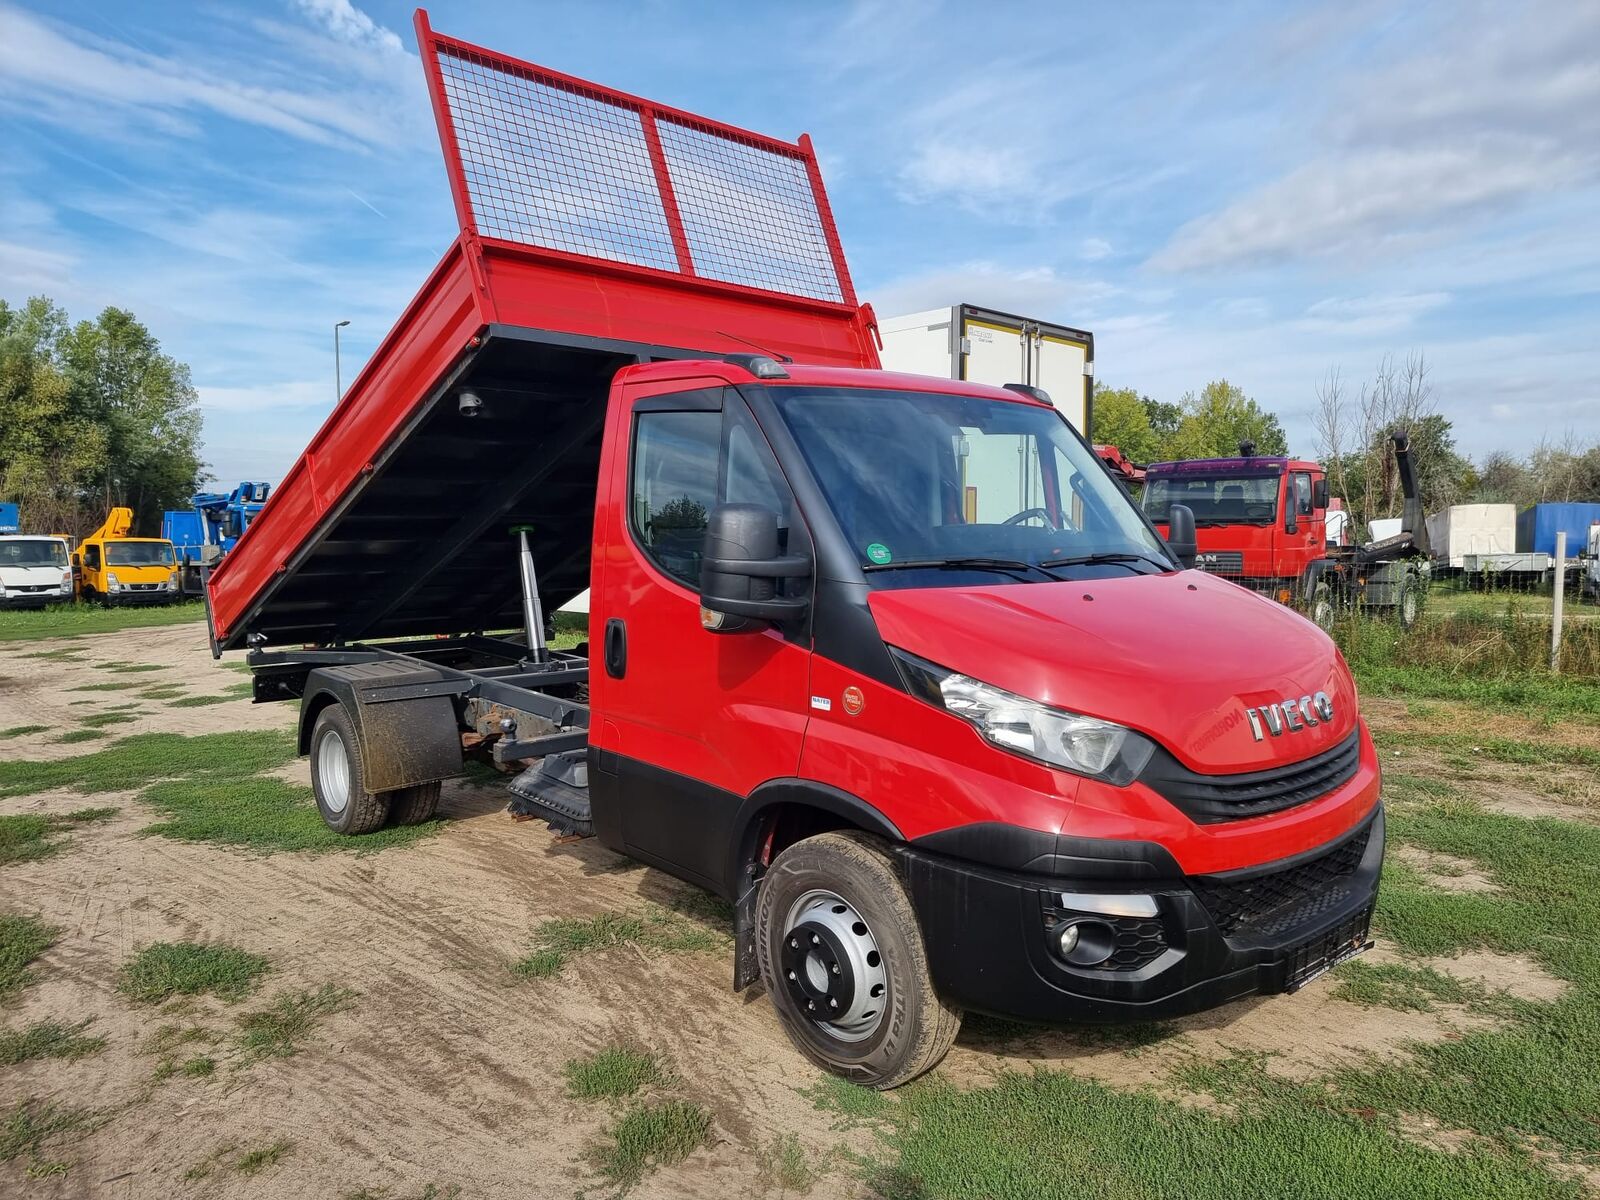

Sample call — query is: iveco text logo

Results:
[1245,692,1335,741]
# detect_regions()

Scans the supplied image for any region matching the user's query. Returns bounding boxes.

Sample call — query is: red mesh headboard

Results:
[415,10,857,308]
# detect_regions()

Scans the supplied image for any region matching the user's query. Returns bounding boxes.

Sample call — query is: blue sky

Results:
[2,0,1597,486]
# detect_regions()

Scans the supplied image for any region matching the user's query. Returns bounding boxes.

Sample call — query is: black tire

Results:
[386,781,442,826]
[309,705,390,834]
[1306,582,1335,634]
[756,831,960,1090]
[1395,575,1424,630]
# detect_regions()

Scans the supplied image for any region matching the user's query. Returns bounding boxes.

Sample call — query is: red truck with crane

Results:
[206,13,1384,1088]
[1141,437,1432,632]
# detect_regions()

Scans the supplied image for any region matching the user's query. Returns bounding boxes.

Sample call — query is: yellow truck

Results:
[72,507,181,606]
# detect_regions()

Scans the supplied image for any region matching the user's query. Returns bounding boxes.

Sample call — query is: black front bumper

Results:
[105,589,178,606]
[901,806,1383,1023]
[0,592,66,609]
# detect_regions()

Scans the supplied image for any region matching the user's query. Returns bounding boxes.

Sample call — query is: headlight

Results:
[107,572,122,591]
[891,649,1154,785]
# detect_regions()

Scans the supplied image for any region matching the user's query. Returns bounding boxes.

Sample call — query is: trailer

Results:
[878,305,1093,434]
[211,13,1383,1089]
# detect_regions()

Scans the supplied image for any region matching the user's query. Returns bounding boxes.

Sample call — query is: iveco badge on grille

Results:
[1244,692,1334,741]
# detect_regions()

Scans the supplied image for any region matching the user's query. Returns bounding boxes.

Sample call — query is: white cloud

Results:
[1079,238,1112,262]
[1151,1,1600,272]
[1296,290,1451,335]
[899,141,1037,207]
[292,0,404,54]
[0,3,414,149]
[867,261,1116,320]
[198,378,337,415]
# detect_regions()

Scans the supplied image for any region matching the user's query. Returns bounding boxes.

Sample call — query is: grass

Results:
[0,914,58,1002]
[116,941,271,1004]
[511,908,721,980]
[103,663,166,674]
[0,729,299,799]
[592,1100,711,1192]
[139,775,443,854]
[234,983,354,1062]
[137,684,187,700]
[0,600,204,642]
[0,808,116,866]
[0,725,46,739]
[182,1055,215,1077]
[0,1019,106,1065]
[167,693,233,708]
[0,1099,106,1175]
[343,1186,462,1200]
[235,1138,294,1175]
[565,1045,666,1100]
[79,710,141,730]
[759,1132,820,1195]
[54,729,103,744]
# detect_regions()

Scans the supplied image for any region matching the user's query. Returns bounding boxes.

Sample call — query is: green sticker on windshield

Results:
[866,542,892,565]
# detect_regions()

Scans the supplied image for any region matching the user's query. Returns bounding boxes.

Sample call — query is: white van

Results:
[0,536,74,609]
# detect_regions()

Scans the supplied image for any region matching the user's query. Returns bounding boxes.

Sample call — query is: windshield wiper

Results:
[862,556,1065,582]
[1038,551,1170,573]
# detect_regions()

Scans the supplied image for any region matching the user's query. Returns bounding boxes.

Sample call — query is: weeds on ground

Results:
[512,908,722,980]
[103,663,165,674]
[0,914,58,1002]
[235,1138,294,1175]
[137,685,186,700]
[54,729,102,744]
[0,1098,106,1177]
[758,1132,820,1195]
[803,1075,889,1128]
[591,1100,710,1193]
[167,693,233,708]
[234,983,354,1063]
[79,711,141,730]
[0,601,204,642]
[343,1185,462,1200]
[0,725,46,739]
[0,808,116,866]
[0,730,299,798]
[0,1019,106,1065]
[117,942,270,1004]
[565,1045,666,1100]
[139,775,442,854]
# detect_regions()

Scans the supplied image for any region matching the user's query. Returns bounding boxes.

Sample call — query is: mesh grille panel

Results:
[430,44,847,303]
[657,120,843,302]
[437,52,679,272]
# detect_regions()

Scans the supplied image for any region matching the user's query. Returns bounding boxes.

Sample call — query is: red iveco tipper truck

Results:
[206,12,1383,1089]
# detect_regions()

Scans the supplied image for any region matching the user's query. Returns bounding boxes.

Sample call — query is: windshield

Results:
[106,541,176,567]
[770,387,1170,585]
[0,540,68,568]
[1142,473,1280,526]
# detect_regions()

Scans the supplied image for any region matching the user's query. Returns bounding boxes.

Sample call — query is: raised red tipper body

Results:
[209,12,1382,1088]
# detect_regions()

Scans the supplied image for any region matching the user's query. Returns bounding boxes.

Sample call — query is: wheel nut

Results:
[811,934,820,945]
[787,970,796,980]
[829,998,838,1009]
[789,937,800,949]
[831,963,840,974]
[807,1000,816,1011]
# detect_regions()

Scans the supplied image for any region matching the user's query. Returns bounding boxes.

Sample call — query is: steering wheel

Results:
[1001,507,1057,529]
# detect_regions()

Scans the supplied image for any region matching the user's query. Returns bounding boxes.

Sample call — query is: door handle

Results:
[604,618,627,679]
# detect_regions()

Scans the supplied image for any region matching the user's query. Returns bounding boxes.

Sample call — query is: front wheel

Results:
[756,831,961,1089]
[1396,575,1424,630]
[309,705,390,834]
[1306,581,1335,634]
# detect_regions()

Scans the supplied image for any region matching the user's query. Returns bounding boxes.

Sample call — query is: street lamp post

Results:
[334,319,351,402]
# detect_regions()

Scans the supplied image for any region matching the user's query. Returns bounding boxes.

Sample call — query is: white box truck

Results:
[1425,504,1517,569]
[878,305,1093,434]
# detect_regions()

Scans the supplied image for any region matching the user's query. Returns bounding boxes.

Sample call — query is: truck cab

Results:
[1141,455,1328,603]
[164,483,271,594]
[0,535,74,609]
[74,507,181,605]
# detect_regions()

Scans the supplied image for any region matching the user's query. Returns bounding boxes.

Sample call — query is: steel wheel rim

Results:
[1314,598,1334,632]
[782,889,888,1043]
[316,728,351,815]
[1402,588,1417,625]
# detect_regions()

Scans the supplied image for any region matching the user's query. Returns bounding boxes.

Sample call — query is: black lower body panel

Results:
[901,806,1383,1023]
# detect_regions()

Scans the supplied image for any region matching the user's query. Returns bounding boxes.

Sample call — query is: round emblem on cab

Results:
[841,686,865,716]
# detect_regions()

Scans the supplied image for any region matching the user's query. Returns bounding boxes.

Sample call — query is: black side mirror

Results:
[1166,503,1197,569]
[1313,478,1329,510]
[1285,507,1298,535]
[699,503,811,632]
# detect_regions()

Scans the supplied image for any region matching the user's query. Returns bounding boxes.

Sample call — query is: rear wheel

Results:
[1307,582,1335,634]
[756,831,960,1089]
[1396,575,1423,630]
[310,705,390,834]
[386,781,442,826]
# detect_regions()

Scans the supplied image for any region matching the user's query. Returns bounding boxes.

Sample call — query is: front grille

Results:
[1194,551,1244,575]
[1140,731,1361,824]
[1191,820,1373,938]
[1285,905,1374,990]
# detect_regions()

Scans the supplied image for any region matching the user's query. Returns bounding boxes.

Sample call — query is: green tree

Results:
[1088,385,1159,463]
[0,297,202,537]
[1164,380,1289,460]
[1141,397,1184,456]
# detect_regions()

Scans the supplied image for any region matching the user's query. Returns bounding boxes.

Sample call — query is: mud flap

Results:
[733,875,761,992]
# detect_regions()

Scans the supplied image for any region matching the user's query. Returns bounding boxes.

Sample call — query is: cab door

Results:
[588,378,812,893]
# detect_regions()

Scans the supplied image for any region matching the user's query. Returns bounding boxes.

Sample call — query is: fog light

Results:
[1056,924,1080,958]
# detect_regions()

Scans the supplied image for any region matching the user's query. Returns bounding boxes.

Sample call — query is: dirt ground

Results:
[0,625,1567,1198]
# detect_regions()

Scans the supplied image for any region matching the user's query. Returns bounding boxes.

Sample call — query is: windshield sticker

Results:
[866,542,892,565]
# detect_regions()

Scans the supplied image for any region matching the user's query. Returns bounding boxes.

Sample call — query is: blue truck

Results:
[0,503,18,535]
[162,483,271,595]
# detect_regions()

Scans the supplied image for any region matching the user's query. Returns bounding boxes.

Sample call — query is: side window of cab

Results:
[84,544,101,571]
[629,389,808,591]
